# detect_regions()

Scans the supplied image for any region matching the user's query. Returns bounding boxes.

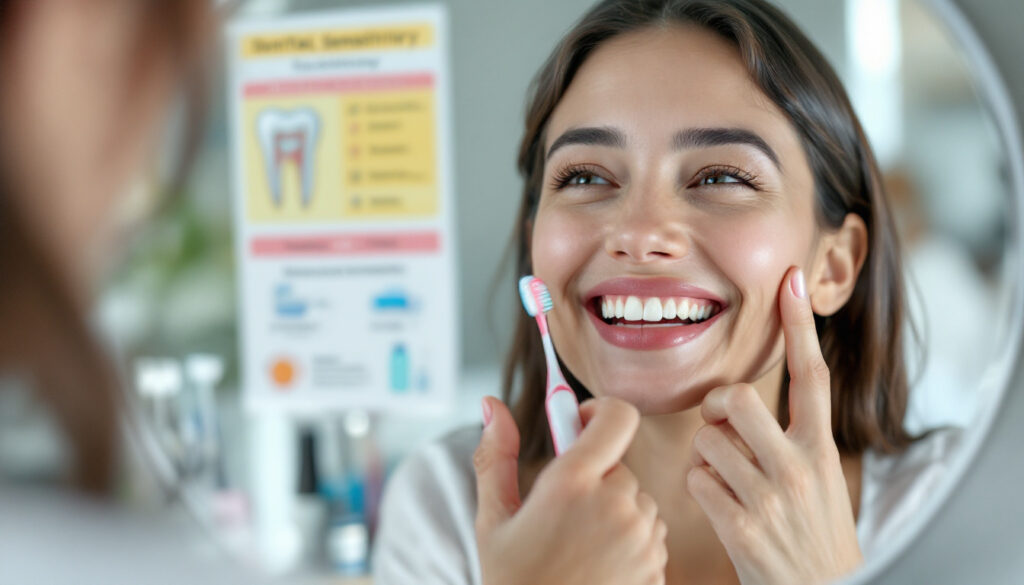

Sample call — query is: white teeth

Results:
[692,301,708,319]
[599,295,717,324]
[663,298,677,319]
[623,296,643,321]
[257,107,321,208]
[642,298,662,321]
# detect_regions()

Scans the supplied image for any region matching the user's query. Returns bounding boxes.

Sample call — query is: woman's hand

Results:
[474,396,668,585]
[687,267,863,585]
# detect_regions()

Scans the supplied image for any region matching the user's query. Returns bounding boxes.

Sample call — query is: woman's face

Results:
[531,25,821,414]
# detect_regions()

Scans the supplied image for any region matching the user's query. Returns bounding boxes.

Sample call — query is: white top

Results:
[372,424,961,584]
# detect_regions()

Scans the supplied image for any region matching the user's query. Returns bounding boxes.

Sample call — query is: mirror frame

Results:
[844,0,1024,582]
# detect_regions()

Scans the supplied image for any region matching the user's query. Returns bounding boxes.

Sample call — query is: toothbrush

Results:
[518,275,583,456]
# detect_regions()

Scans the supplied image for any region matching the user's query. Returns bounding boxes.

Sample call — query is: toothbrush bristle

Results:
[518,275,554,316]
[534,285,554,313]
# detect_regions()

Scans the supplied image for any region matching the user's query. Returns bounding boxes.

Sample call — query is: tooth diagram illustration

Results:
[256,107,321,208]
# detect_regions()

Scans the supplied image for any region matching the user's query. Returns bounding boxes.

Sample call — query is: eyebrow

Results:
[545,125,781,169]
[546,126,626,161]
[672,127,780,169]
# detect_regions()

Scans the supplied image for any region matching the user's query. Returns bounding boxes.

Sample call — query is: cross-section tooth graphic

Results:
[256,107,321,208]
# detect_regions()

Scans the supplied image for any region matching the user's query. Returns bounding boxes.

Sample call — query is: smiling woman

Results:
[372,1,959,584]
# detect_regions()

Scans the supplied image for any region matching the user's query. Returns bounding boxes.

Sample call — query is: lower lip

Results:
[586,308,724,350]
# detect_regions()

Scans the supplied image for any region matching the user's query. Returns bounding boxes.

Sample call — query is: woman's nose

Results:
[604,190,689,263]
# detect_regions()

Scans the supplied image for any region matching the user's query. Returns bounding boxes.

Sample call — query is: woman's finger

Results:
[562,397,640,479]
[701,383,788,475]
[602,462,640,497]
[649,517,669,570]
[636,491,658,525]
[692,424,765,507]
[687,465,745,538]
[779,266,832,442]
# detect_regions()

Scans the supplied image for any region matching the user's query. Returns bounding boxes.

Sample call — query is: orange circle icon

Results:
[270,357,297,389]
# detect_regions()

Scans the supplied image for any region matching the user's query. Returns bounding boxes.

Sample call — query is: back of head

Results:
[0,0,214,495]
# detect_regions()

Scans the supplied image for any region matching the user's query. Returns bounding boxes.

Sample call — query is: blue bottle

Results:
[389,344,409,392]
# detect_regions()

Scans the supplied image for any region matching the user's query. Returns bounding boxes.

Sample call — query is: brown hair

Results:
[0,0,213,495]
[503,0,914,466]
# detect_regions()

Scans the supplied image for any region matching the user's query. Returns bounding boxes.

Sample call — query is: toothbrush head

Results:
[518,275,554,317]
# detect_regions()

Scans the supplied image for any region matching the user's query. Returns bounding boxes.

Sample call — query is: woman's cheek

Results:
[530,207,595,287]
[707,215,808,288]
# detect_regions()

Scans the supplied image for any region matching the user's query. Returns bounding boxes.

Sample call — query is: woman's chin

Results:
[589,375,712,416]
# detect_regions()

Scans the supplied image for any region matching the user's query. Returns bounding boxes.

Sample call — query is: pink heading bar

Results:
[251,231,440,257]
[244,72,434,97]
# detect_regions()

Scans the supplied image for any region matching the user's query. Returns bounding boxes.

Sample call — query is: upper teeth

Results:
[600,295,716,323]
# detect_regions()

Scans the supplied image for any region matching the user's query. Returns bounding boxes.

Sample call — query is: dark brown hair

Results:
[0,0,213,495]
[503,0,914,466]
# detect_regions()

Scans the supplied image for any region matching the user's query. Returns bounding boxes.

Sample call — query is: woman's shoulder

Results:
[865,426,963,479]
[857,426,965,558]
[379,424,482,508]
[396,424,483,478]
[372,424,483,585]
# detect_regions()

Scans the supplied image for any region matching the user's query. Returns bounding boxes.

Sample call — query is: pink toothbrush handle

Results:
[546,386,582,456]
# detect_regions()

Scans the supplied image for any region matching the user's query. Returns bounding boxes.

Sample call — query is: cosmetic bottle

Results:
[389,343,409,392]
[294,428,327,567]
[326,476,369,576]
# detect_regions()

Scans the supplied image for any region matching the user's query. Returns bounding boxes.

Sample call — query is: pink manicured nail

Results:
[481,398,493,427]
[791,269,807,299]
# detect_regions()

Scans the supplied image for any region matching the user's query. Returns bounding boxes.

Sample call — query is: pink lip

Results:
[583,277,727,351]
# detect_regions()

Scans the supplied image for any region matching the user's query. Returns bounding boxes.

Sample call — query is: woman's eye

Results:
[566,172,609,186]
[691,166,761,191]
[699,173,744,186]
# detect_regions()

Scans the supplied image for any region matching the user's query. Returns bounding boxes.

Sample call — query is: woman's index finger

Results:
[779,267,832,438]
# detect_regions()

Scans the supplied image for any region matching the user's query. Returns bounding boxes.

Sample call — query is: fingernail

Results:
[481,398,493,427]
[791,268,807,299]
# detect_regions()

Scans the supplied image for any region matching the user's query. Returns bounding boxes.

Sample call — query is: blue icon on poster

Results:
[275,283,309,318]
[390,343,409,392]
[372,287,418,312]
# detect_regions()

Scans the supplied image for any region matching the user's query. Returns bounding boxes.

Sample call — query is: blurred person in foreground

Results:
[0,1,253,583]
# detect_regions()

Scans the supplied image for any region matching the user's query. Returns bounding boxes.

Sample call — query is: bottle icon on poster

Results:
[390,343,409,393]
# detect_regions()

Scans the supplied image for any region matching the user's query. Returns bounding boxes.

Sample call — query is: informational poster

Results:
[227,5,457,414]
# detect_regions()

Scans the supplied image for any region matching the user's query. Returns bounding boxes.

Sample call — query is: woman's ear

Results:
[809,213,868,316]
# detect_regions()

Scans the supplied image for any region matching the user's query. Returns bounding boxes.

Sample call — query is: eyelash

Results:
[549,163,611,191]
[548,163,762,192]
[690,165,762,190]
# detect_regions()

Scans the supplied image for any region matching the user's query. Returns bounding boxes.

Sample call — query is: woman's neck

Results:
[622,359,786,585]
[623,357,786,502]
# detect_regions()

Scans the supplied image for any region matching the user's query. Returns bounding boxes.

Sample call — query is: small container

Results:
[389,343,409,392]
[327,513,369,576]
[294,428,327,566]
